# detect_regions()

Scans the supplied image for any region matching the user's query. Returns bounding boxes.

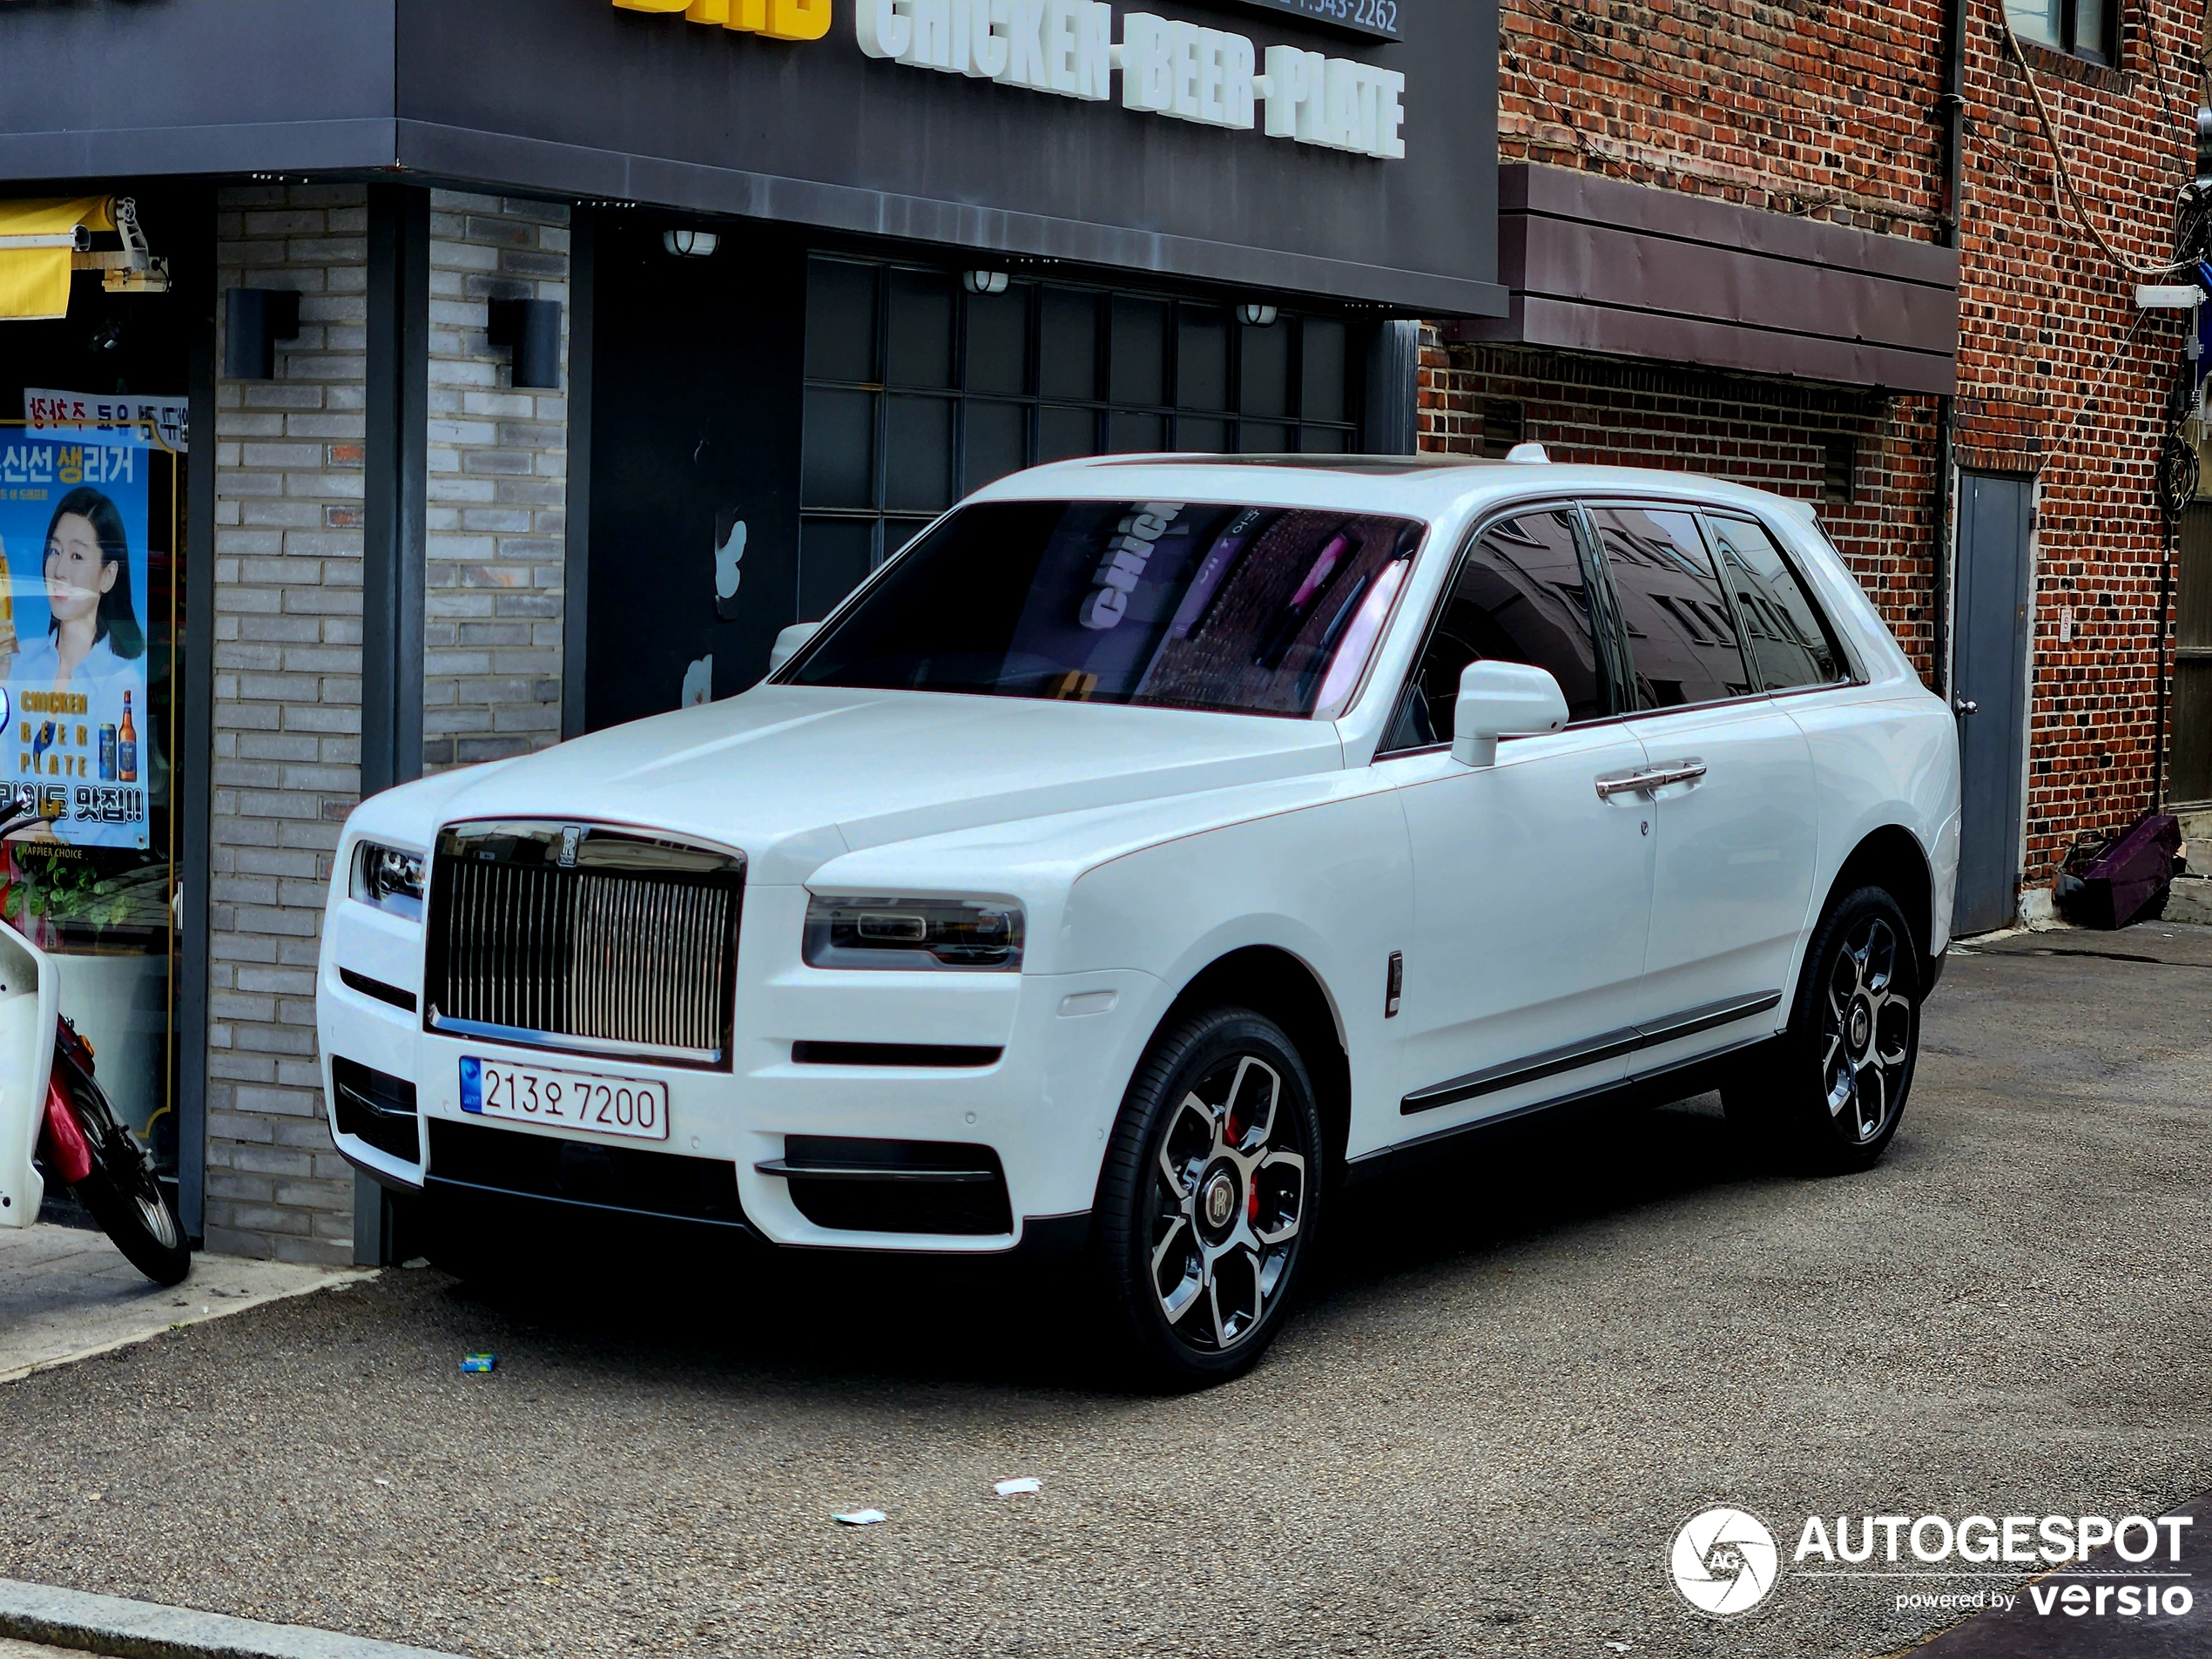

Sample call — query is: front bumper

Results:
[316,883,1160,1252]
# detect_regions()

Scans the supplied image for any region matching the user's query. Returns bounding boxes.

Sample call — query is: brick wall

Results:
[1420,342,1943,679]
[1467,0,2202,912]
[206,183,368,1264]
[1955,13,2198,871]
[424,192,570,773]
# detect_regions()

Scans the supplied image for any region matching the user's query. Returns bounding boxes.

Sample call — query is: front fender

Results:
[1061,786,1412,1158]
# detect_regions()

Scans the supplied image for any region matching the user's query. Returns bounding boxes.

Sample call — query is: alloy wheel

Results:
[1147,1054,1309,1352]
[1820,915,1912,1144]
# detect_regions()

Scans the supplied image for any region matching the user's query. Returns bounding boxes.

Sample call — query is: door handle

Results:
[1595,759,1708,799]
[1953,698,1979,716]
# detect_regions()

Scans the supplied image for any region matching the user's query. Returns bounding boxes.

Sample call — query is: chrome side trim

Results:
[1400,990,1783,1116]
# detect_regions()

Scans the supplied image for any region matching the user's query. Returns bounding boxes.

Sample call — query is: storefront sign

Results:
[0,435,152,850]
[24,388,188,453]
[854,2,1406,158]
[611,0,833,41]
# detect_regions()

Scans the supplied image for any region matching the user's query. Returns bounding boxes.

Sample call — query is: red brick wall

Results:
[1430,0,2202,907]
[1955,16,2199,867]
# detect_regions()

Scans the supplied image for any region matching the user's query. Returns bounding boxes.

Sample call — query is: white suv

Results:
[318,456,1959,1382]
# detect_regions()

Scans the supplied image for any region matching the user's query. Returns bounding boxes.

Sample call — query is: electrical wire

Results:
[1993,3,2197,279]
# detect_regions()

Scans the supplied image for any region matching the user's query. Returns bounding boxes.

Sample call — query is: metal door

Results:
[1952,472,2034,934]
[2168,503,2212,806]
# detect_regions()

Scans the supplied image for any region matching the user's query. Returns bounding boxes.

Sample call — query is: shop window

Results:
[885,269,955,389]
[1039,289,1099,401]
[966,287,1028,396]
[799,255,1362,617]
[2004,0,2114,64]
[1177,307,1230,411]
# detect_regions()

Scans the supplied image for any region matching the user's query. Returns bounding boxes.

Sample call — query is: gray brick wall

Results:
[202,187,575,1261]
[206,183,368,1264]
[424,191,570,772]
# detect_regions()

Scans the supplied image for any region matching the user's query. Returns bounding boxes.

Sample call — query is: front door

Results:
[1379,506,1655,1132]
[1588,504,1821,1069]
[1952,473,2034,934]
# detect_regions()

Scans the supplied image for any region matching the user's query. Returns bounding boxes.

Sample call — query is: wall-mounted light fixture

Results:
[963,270,1010,295]
[487,297,563,389]
[1238,303,1279,327]
[662,227,720,259]
[223,287,302,380]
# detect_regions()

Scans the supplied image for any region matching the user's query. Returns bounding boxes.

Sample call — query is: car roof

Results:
[964,453,1821,529]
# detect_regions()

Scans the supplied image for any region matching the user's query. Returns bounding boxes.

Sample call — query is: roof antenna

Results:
[1504,442,1551,464]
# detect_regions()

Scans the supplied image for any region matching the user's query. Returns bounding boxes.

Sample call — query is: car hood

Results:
[402,685,1346,883]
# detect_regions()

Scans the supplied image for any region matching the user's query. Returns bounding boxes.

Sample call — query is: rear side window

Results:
[1385,507,1605,751]
[1591,505,1754,710]
[1705,515,1844,691]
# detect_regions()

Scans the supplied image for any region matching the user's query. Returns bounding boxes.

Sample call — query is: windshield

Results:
[789,500,1426,718]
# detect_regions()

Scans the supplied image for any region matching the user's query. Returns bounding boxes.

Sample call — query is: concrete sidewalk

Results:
[0,1222,370,1386]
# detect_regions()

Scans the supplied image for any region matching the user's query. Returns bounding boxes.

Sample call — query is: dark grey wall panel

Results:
[0,1,396,172]
[395,0,1500,317]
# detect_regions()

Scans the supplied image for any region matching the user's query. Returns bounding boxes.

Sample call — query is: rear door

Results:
[1588,503,1821,1076]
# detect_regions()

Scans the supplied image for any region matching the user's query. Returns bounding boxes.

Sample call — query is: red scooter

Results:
[1,805,189,1285]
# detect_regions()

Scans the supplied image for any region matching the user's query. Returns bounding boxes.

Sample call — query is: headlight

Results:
[803,894,1024,972]
[351,841,426,921]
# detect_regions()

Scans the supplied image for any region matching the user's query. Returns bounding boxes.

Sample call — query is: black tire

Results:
[1725,886,1920,1174]
[63,1069,191,1285]
[1092,1007,1323,1387]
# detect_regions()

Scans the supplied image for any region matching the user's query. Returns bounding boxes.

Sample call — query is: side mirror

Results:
[768,621,821,675]
[1452,660,1570,768]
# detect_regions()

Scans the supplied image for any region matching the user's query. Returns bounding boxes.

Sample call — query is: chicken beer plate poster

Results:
[0,433,152,850]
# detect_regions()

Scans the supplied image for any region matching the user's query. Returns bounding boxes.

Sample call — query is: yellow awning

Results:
[0,197,114,321]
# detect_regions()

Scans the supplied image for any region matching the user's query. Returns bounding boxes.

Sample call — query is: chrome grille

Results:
[426,823,742,1068]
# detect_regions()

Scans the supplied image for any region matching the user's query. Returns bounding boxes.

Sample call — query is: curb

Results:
[0,1581,457,1659]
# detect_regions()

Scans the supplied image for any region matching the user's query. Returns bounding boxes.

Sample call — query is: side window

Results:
[1705,515,1844,691]
[1591,505,1754,710]
[1385,508,1604,751]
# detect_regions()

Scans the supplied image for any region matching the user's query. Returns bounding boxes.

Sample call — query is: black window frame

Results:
[1375,498,1631,758]
[798,253,1366,614]
[2002,0,2118,67]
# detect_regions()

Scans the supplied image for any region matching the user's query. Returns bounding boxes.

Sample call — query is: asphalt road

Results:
[1,927,2209,1659]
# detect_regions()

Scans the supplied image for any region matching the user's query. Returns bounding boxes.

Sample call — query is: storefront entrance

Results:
[0,185,202,1212]
[584,221,1375,733]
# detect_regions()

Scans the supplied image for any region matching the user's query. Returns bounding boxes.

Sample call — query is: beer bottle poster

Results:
[0,434,152,851]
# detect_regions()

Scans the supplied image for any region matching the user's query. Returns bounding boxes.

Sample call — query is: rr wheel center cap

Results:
[1202,1170,1238,1231]
[1849,999,1872,1053]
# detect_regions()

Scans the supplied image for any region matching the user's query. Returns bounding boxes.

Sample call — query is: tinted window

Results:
[1705,515,1843,691]
[792,501,1424,719]
[1593,506,1754,710]
[1386,508,1603,751]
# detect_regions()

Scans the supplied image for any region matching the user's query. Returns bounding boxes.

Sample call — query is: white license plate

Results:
[458,1056,669,1142]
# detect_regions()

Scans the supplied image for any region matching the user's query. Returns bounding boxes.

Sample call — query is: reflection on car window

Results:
[1385,508,1603,752]
[1705,515,1843,691]
[1593,506,1755,710]
[790,501,1425,718]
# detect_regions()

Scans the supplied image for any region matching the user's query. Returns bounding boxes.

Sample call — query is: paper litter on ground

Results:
[833,1508,888,1526]
[993,1477,1042,1496]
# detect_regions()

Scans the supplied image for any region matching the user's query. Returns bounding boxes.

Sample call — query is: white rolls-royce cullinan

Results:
[318,454,1959,1382]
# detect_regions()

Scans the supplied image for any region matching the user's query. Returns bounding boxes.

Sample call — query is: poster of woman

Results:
[0,435,152,851]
